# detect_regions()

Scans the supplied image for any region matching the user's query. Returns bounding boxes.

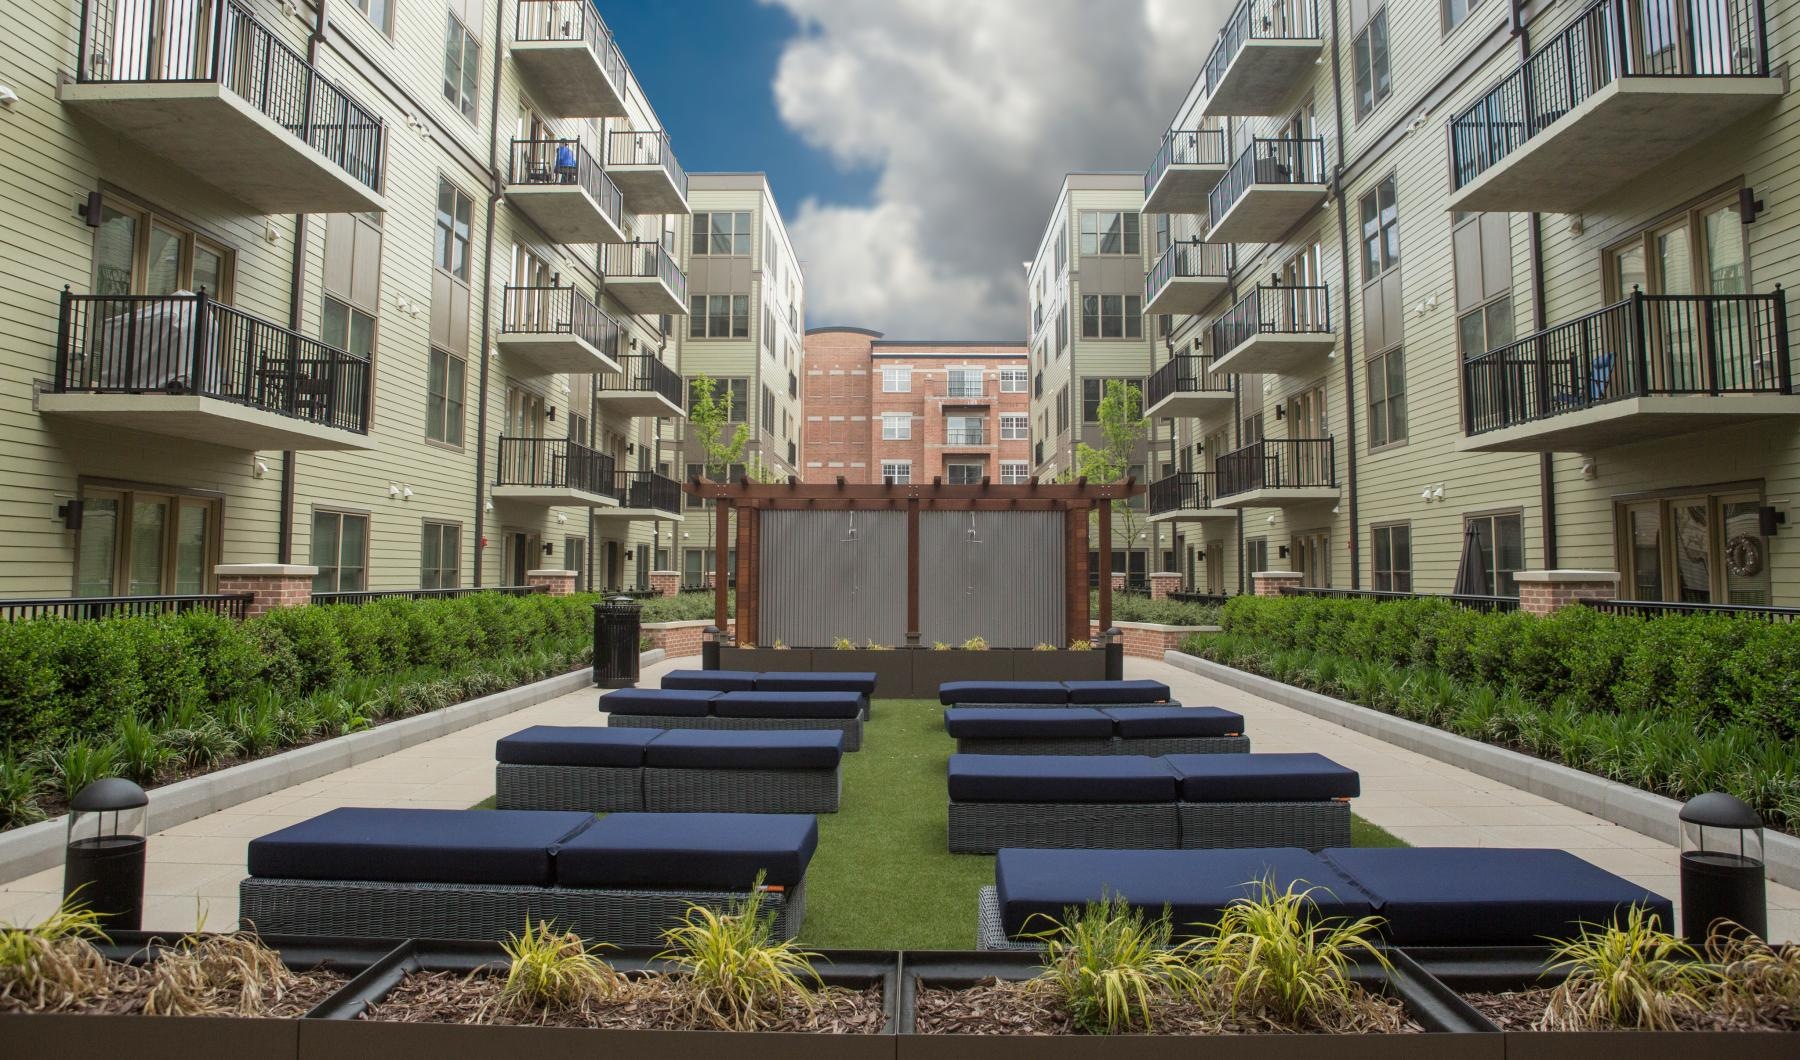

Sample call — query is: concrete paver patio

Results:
[2,653,1793,943]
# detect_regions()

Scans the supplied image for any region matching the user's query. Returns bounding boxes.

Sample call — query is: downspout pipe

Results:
[1514,3,1560,567]
[470,0,507,585]
[1325,0,1361,588]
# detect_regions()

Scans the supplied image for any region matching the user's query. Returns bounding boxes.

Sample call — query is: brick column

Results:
[214,564,317,618]
[1110,571,1127,593]
[526,569,578,597]
[1513,570,1620,617]
[1148,572,1181,600]
[1251,570,1305,597]
[649,570,681,597]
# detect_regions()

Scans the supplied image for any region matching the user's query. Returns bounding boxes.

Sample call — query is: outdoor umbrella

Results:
[1452,522,1489,597]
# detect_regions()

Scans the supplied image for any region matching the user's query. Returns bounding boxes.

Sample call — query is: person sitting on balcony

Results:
[555,142,578,184]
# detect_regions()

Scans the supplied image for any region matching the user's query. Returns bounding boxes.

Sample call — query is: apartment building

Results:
[665,173,806,585]
[1135,0,1798,605]
[801,329,1029,486]
[1026,174,1182,587]
[0,0,711,597]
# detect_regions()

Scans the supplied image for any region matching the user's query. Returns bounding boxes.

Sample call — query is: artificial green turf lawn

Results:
[473,698,1408,950]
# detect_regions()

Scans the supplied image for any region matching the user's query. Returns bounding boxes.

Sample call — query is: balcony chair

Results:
[1551,351,1613,408]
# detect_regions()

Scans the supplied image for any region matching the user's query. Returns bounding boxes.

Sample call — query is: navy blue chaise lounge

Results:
[601,687,867,750]
[943,705,1249,756]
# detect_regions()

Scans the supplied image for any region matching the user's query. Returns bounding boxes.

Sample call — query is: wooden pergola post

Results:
[906,496,921,646]
[1096,498,1113,633]
[713,495,730,632]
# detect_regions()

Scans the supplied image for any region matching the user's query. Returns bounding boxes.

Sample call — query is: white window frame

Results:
[881,365,911,393]
[999,367,1028,393]
[881,412,911,440]
[880,460,911,484]
[946,462,984,485]
[999,460,1029,484]
[946,367,983,397]
[1000,413,1028,440]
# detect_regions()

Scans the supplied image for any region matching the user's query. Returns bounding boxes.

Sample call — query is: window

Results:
[760,385,775,431]
[1054,384,1069,435]
[1082,377,1139,423]
[881,413,911,440]
[1359,176,1399,281]
[1604,194,1748,302]
[353,0,391,32]
[1616,491,1771,605]
[1442,0,1486,33]
[1366,347,1407,448]
[946,415,986,444]
[1465,512,1525,597]
[1245,537,1269,575]
[90,199,234,299]
[691,211,751,256]
[1371,524,1411,592]
[421,522,461,589]
[881,366,912,392]
[688,377,749,421]
[1000,413,1028,440]
[1078,211,1140,256]
[426,347,466,444]
[442,9,480,121]
[881,460,911,484]
[946,463,984,485]
[1079,295,1143,339]
[74,487,221,597]
[311,511,369,593]
[1000,367,1027,393]
[1000,461,1029,484]
[946,367,983,397]
[1056,227,1068,273]
[1453,212,1515,358]
[434,179,472,281]
[688,294,749,338]
[1055,305,1069,355]
[322,213,381,359]
[1353,6,1392,119]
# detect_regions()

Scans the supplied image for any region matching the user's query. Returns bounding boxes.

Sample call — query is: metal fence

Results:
[1146,127,1228,194]
[1279,585,1520,613]
[1145,353,1231,410]
[1215,437,1336,496]
[1202,0,1321,99]
[1580,597,1797,622]
[1147,241,1232,302]
[603,241,688,304]
[613,471,681,514]
[0,593,253,622]
[598,353,684,408]
[1169,591,1231,605]
[1210,283,1333,357]
[1148,471,1219,515]
[514,0,628,92]
[499,284,624,361]
[1209,137,1327,230]
[495,436,616,495]
[606,129,688,200]
[507,138,623,227]
[312,585,547,606]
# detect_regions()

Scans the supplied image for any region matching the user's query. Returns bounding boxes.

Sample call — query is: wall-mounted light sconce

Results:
[543,543,555,556]
[1420,487,1433,502]
[402,486,413,499]
[1331,504,1341,515]
[1431,485,1444,501]
[484,499,494,512]
[76,191,104,227]
[57,499,83,531]
[388,483,401,498]
[1274,406,1285,420]
[556,512,567,523]
[1265,514,1276,525]
[252,457,268,479]
[1277,545,1290,559]
[546,406,556,421]
[1758,506,1785,536]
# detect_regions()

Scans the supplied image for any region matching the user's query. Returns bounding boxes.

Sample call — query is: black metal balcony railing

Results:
[1145,127,1229,195]
[1147,241,1232,302]
[1148,471,1217,514]
[507,138,623,229]
[55,290,371,433]
[598,353,684,409]
[1210,284,1332,356]
[1145,352,1232,409]
[945,428,988,446]
[514,0,628,90]
[1450,0,1768,192]
[1462,289,1791,437]
[76,0,383,191]
[0,593,253,622]
[1215,437,1336,496]
[606,129,688,201]
[603,241,689,303]
[1203,0,1322,99]
[1208,138,1327,230]
[945,379,985,398]
[500,285,623,359]
[496,436,616,496]
[613,470,681,514]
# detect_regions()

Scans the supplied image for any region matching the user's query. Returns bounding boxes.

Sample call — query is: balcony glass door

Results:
[1289,530,1329,587]
[75,487,219,596]
[1617,491,1770,604]
[1286,386,1328,485]
[1670,497,1713,602]
[1624,502,1665,600]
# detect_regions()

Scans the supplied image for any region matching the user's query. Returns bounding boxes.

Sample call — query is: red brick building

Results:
[802,329,1031,485]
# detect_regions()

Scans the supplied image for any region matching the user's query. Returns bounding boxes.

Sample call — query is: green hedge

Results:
[1092,592,1223,627]
[1184,595,1800,830]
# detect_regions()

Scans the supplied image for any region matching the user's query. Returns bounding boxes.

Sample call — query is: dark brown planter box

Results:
[721,645,815,670]
[1003,651,1106,683]
[1405,946,1800,1060]
[917,650,1017,688]
[894,949,1500,1059]
[814,647,915,696]
[300,941,899,1059]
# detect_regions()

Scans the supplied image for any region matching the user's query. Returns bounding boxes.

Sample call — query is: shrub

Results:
[253,606,349,694]
[1030,897,1196,1034]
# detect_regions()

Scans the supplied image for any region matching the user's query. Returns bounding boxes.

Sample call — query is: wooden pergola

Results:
[686,477,1145,646]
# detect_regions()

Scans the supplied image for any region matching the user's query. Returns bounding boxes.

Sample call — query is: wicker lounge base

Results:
[643,766,841,813]
[947,801,1180,853]
[954,735,1250,756]
[955,701,1168,711]
[239,877,806,945]
[494,763,642,811]
[1179,800,1350,850]
[976,885,1048,951]
[606,713,864,751]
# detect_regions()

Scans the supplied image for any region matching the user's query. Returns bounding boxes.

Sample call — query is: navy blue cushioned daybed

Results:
[977,846,1673,950]
[602,687,866,750]
[946,752,1357,853]
[755,671,879,696]
[662,669,760,692]
[938,679,1173,708]
[943,705,1248,756]
[241,808,816,944]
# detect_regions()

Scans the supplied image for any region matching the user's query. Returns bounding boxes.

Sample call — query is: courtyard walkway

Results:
[1,653,1793,942]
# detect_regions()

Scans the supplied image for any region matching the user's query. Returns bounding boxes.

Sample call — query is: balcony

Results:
[606,130,689,215]
[1447,0,1779,213]
[63,0,384,214]
[1213,437,1337,507]
[41,290,372,450]
[1198,0,1325,118]
[1459,289,1796,453]
[596,353,686,418]
[1144,241,1231,316]
[1207,139,1327,243]
[1147,472,1235,524]
[492,437,619,508]
[1144,353,1233,419]
[944,428,989,449]
[497,286,623,376]
[1143,128,1229,213]
[1209,285,1336,375]
[505,139,626,245]
[594,471,683,523]
[603,242,688,316]
[511,0,630,118]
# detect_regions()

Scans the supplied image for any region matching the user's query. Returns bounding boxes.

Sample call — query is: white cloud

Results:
[762,0,1233,338]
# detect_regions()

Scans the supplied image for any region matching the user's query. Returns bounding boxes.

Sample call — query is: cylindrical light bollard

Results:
[593,595,643,689]
[63,778,149,930]
[1103,626,1124,681]
[1678,792,1766,944]
[701,625,722,670]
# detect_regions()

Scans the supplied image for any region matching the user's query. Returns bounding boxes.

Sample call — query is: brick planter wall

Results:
[1115,621,1215,659]
[525,569,578,597]
[1148,572,1181,600]
[642,620,735,657]
[1251,570,1305,597]
[214,564,317,618]
[1514,570,1620,617]
[648,570,681,597]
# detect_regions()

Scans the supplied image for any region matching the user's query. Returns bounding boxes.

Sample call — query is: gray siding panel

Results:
[920,511,1063,647]
[758,510,906,647]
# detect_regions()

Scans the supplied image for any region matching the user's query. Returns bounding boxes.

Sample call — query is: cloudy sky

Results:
[608,0,1230,339]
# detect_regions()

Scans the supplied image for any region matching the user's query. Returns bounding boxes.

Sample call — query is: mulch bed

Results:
[913,978,1421,1036]
[360,970,886,1032]
[0,964,347,1018]
[1463,988,1800,1033]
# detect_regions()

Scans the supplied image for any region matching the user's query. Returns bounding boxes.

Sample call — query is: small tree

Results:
[1073,379,1149,582]
[688,374,746,582]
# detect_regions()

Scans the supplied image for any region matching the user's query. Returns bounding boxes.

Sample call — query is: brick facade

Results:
[648,570,682,597]
[801,328,1030,484]
[1149,572,1181,600]
[1115,621,1213,659]
[525,569,578,597]
[642,620,736,658]
[214,564,318,618]
[1513,570,1621,618]
[1251,570,1305,597]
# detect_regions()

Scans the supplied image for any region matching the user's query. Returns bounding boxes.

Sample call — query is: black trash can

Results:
[63,778,148,930]
[594,595,643,689]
